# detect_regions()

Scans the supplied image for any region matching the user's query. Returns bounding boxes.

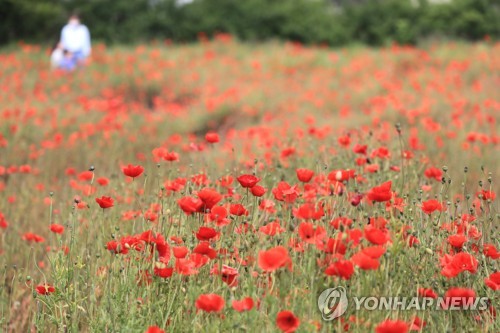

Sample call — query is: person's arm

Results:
[82,26,91,58]
[60,26,68,50]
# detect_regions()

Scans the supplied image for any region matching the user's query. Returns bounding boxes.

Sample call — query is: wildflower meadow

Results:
[0,38,498,332]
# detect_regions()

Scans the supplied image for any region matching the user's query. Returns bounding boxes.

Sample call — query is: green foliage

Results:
[0,0,499,46]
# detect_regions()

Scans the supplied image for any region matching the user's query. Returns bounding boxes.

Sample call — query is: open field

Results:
[0,38,499,332]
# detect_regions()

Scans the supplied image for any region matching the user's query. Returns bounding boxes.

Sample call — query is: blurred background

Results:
[0,0,498,47]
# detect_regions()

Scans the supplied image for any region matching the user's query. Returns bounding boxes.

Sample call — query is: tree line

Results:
[1,0,498,46]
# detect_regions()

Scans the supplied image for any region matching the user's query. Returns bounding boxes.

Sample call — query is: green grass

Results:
[0,40,498,332]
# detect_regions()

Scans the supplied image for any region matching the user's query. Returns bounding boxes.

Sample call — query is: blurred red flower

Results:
[195,293,225,312]
[145,326,164,333]
[324,259,354,280]
[477,190,496,201]
[418,288,438,299]
[36,284,55,295]
[447,233,467,248]
[232,297,254,312]
[296,168,314,183]
[272,181,299,203]
[96,196,114,209]
[440,252,478,278]
[421,199,444,214]
[375,319,409,333]
[442,287,476,309]
[197,188,222,210]
[258,246,291,272]
[50,223,64,234]
[250,185,266,197]
[485,272,500,290]
[122,164,144,178]
[276,310,300,333]
[424,167,443,181]
[237,174,260,188]
[367,181,392,202]
[205,132,220,143]
[195,226,219,241]
[178,196,203,215]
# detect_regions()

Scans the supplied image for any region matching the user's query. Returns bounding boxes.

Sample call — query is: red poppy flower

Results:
[173,246,189,258]
[375,319,409,333]
[483,244,500,259]
[421,199,444,214]
[330,217,353,229]
[272,181,299,203]
[316,237,347,254]
[485,272,500,290]
[258,246,291,272]
[145,326,164,333]
[197,188,222,210]
[364,224,391,245]
[442,287,476,309]
[447,234,467,248]
[190,253,210,268]
[259,221,285,236]
[237,174,260,188]
[219,265,238,286]
[232,297,254,312]
[328,169,356,182]
[97,177,109,186]
[350,193,363,206]
[353,144,367,155]
[297,222,326,244]
[293,203,324,220]
[155,237,170,263]
[49,223,64,234]
[205,132,220,143]
[36,284,55,295]
[195,227,219,241]
[207,205,229,226]
[122,164,144,178]
[424,167,443,181]
[229,203,248,216]
[367,181,392,202]
[193,242,217,259]
[338,135,350,147]
[362,246,386,259]
[296,168,314,183]
[23,232,45,243]
[163,151,179,162]
[0,213,7,229]
[351,251,380,270]
[418,288,438,299]
[372,147,391,159]
[250,185,266,197]
[440,252,478,278]
[178,196,203,215]
[78,171,93,181]
[153,263,174,278]
[96,196,114,209]
[324,259,354,280]
[195,293,225,313]
[477,190,496,200]
[276,310,300,333]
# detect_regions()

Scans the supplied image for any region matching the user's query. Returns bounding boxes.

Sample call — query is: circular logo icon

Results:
[318,287,348,321]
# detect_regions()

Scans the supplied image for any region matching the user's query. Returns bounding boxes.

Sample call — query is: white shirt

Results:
[61,23,91,57]
[50,48,64,69]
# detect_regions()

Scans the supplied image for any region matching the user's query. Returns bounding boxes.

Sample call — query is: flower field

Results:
[0,38,498,332]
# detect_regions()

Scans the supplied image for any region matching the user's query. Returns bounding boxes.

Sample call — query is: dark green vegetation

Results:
[1,0,499,46]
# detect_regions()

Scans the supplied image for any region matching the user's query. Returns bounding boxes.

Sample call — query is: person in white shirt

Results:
[60,12,91,64]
